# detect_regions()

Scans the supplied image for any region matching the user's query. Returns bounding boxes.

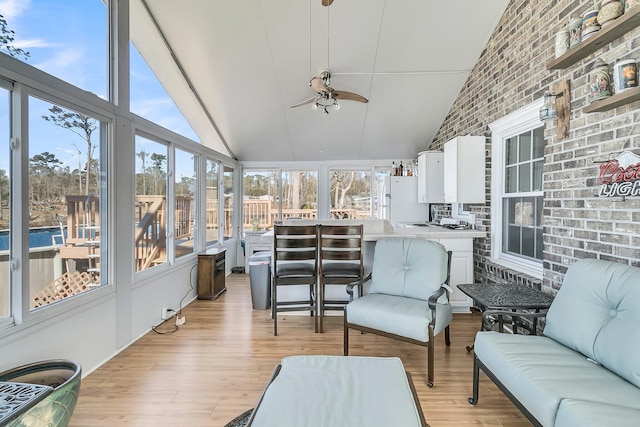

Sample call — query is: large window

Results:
[490,102,544,278]
[281,171,317,222]
[223,165,234,241]
[134,135,168,272]
[2,0,108,100]
[329,169,372,219]
[242,169,318,230]
[243,170,278,231]
[205,159,219,246]
[0,83,9,320]
[28,96,108,309]
[174,148,197,259]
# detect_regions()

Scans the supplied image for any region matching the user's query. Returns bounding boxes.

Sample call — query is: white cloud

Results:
[0,0,30,20]
[34,47,83,78]
[13,38,55,49]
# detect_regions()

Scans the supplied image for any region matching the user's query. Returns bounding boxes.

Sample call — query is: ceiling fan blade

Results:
[332,90,368,103]
[290,96,317,108]
[322,0,334,6]
[310,76,332,94]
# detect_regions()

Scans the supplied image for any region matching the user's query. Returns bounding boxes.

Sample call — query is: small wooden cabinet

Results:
[443,136,486,203]
[197,248,226,300]
[417,150,444,203]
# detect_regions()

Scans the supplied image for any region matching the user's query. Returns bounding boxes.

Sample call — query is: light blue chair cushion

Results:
[474,331,640,427]
[346,294,452,342]
[555,399,640,427]
[369,239,448,301]
[544,259,640,388]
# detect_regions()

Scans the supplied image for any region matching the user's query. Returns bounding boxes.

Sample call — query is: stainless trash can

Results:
[249,251,271,309]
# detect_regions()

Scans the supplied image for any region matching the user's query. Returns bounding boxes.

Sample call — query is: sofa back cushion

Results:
[544,258,640,388]
[369,238,448,301]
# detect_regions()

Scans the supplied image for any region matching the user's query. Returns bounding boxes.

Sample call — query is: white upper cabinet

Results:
[417,151,444,203]
[443,136,486,203]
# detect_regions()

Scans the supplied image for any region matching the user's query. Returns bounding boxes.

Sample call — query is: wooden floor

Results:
[69,274,532,426]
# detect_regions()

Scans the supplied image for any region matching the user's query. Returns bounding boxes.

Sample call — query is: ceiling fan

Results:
[291,70,368,114]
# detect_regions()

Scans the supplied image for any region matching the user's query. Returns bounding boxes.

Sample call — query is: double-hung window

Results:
[489,102,544,278]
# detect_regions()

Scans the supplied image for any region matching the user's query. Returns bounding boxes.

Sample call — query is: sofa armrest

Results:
[482,309,548,334]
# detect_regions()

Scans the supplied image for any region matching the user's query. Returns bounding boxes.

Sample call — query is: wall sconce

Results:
[539,80,571,140]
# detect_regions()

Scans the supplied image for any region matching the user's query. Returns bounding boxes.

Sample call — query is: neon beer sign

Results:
[598,151,640,197]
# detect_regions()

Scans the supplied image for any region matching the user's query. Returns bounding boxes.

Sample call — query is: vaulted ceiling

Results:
[131,0,509,162]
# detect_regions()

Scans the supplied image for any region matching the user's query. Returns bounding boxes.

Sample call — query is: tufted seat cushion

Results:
[543,259,640,388]
[369,239,448,300]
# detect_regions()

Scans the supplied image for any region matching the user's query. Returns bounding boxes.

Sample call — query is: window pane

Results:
[223,165,234,241]
[243,171,278,230]
[29,97,107,309]
[205,159,219,246]
[175,149,197,259]
[134,135,168,272]
[518,163,531,192]
[521,227,535,257]
[533,126,545,158]
[502,196,542,262]
[520,132,532,162]
[282,171,318,221]
[505,165,517,193]
[329,170,372,219]
[505,137,517,165]
[0,87,9,319]
[4,1,108,99]
[533,160,543,191]
[130,43,199,142]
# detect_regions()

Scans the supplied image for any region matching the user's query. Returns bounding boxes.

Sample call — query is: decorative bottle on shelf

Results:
[398,161,404,176]
[391,161,397,176]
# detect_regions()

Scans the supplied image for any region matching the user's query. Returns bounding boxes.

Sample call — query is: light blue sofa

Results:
[469,259,640,427]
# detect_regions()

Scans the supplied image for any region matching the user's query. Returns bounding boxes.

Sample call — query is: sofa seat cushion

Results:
[474,332,640,427]
[555,399,640,427]
[544,259,640,388]
[346,294,452,342]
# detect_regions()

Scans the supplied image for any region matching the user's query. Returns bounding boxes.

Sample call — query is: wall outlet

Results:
[161,306,172,320]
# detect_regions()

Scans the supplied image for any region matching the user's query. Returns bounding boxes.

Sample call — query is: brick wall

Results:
[430,0,640,292]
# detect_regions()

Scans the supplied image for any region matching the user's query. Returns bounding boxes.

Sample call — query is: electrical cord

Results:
[151,263,197,335]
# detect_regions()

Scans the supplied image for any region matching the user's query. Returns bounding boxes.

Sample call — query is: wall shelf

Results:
[547,7,640,70]
[583,86,640,113]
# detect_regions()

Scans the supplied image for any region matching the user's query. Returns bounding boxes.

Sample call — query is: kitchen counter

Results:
[259,219,485,313]
[259,220,485,242]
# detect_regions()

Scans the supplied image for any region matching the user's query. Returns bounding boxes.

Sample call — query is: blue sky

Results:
[0,0,199,176]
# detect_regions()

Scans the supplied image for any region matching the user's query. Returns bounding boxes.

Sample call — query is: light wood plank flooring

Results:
[69,274,531,426]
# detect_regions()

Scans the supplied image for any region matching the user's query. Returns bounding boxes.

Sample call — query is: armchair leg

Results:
[272,281,278,336]
[445,325,451,347]
[343,310,349,355]
[427,327,435,387]
[469,355,480,405]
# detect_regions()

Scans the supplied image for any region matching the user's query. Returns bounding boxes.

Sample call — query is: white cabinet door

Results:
[417,151,444,203]
[438,238,473,313]
[443,136,486,203]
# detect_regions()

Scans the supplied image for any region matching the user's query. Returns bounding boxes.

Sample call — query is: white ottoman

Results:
[248,355,427,427]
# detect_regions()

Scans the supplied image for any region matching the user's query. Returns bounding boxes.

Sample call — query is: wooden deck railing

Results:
[134,196,166,271]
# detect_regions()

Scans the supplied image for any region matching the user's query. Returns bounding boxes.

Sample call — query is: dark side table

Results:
[458,283,554,352]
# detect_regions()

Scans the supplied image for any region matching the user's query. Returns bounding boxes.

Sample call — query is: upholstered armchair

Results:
[344,238,452,387]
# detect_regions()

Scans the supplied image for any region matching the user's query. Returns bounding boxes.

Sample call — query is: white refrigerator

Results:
[378,176,429,226]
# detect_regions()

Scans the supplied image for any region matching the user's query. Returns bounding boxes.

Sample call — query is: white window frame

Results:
[489,101,544,280]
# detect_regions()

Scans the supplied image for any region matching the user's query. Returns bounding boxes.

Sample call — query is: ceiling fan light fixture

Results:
[333,100,340,110]
[312,101,319,110]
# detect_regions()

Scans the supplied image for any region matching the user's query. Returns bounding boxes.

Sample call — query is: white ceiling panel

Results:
[135,0,509,161]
